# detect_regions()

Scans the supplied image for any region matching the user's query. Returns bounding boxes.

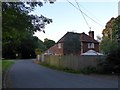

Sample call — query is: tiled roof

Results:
[44,44,63,55]
[44,32,99,55]
[80,32,98,43]
[57,32,98,43]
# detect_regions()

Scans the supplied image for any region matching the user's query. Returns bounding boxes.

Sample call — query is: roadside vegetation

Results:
[2,60,15,73]
[2,1,55,59]
[100,16,120,74]
[40,61,118,75]
[40,63,98,74]
[2,60,15,88]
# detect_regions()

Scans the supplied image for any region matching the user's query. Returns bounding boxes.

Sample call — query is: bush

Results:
[101,48,120,74]
[62,67,80,73]
[41,63,98,74]
[80,67,97,74]
[98,47,120,74]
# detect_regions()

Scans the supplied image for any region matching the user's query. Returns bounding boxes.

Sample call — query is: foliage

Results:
[80,67,97,74]
[2,2,52,33]
[41,62,98,74]
[40,63,80,74]
[100,16,120,74]
[38,39,47,52]
[44,38,55,50]
[112,15,120,39]
[2,60,14,72]
[100,37,117,55]
[2,2,54,59]
[99,47,120,74]
[35,48,42,55]
[105,48,120,73]
[63,32,81,55]
[104,16,120,73]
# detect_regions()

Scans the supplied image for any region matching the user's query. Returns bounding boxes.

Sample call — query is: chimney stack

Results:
[89,31,94,39]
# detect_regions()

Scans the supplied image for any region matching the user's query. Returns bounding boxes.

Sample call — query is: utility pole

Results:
[118,1,120,16]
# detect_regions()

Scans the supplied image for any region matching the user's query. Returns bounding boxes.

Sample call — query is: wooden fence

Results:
[43,55,105,70]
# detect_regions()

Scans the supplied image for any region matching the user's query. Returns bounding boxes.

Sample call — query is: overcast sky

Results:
[31,0,119,42]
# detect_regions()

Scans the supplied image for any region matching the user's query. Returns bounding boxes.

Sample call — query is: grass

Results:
[40,63,81,74]
[40,62,104,75]
[40,63,117,75]
[2,60,15,73]
[0,60,2,74]
[1,60,15,88]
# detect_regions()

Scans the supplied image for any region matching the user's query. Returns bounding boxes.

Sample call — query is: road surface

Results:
[5,60,118,88]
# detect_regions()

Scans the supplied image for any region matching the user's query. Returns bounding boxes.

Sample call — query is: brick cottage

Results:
[44,31,99,55]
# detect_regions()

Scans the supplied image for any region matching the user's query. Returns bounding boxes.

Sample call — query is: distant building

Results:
[44,31,99,56]
[118,1,120,15]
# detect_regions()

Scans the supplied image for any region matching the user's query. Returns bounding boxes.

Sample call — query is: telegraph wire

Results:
[66,0,104,27]
[66,0,90,30]
[78,3,103,26]
[75,0,91,30]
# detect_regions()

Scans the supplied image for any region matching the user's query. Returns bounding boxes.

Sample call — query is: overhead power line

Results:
[66,0,104,28]
[78,3,103,25]
[75,0,91,30]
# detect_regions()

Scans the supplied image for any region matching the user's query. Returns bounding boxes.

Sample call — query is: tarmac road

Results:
[6,60,118,88]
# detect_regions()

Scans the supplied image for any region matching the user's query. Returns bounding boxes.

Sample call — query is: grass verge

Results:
[2,60,15,88]
[2,60,15,72]
[40,63,97,74]
[40,63,116,75]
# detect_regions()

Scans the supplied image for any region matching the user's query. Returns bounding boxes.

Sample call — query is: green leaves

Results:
[44,38,55,50]
[112,15,120,42]
[100,16,120,73]
[100,37,117,54]
[2,2,53,59]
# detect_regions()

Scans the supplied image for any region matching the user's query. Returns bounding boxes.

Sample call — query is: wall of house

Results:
[57,43,63,55]
[94,43,99,52]
[50,43,63,55]
[46,42,99,55]
[45,43,63,55]
[82,42,99,53]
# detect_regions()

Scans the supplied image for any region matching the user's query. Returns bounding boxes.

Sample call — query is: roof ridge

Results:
[57,31,98,43]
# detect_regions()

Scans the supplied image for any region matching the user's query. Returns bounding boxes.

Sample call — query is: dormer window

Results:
[58,43,61,48]
[88,43,94,48]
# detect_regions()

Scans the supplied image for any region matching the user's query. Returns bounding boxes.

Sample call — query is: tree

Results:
[38,39,47,52]
[100,16,120,73]
[101,16,120,54]
[112,15,120,40]
[63,32,81,55]
[44,38,55,50]
[100,37,117,55]
[35,48,42,55]
[2,1,55,59]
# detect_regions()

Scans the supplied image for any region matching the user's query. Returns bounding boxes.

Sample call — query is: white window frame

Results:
[88,43,90,48]
[58,43,62,48]
[91,43,94,48]
[88,43,94,48]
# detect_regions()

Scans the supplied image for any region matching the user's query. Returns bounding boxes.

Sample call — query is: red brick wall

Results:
[46,43,63,55]
[82,42,99,53]
[45,42,99,55]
